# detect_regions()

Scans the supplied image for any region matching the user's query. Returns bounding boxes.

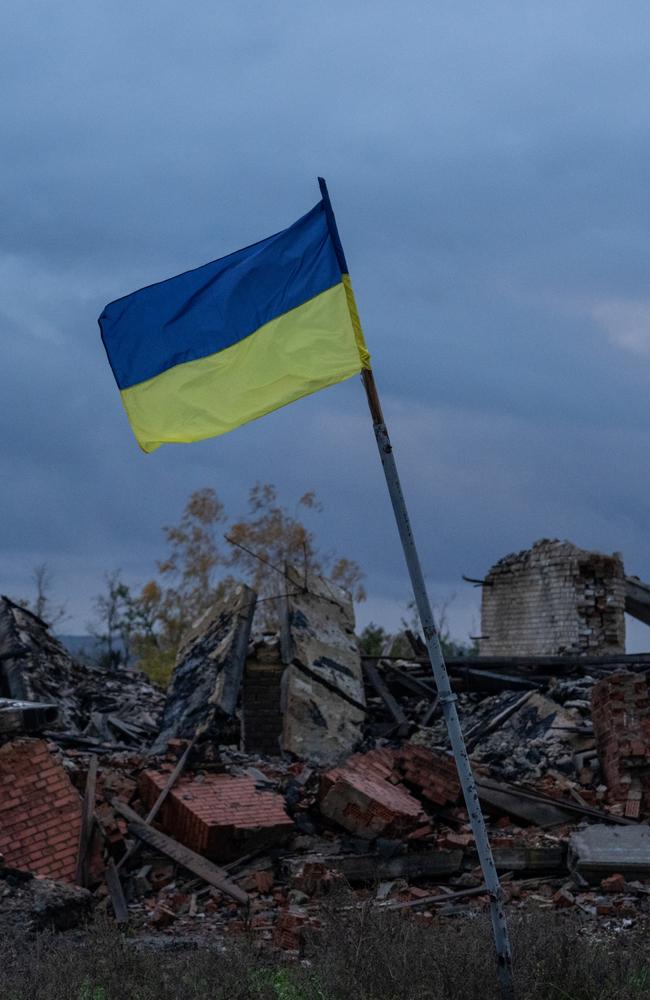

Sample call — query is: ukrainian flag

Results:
[99,180,370,452]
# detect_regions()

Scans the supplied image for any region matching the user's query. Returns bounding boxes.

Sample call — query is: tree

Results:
[226,483,366,617]
[133,482,366,684]
[18,563,67,628]
[90,571,138,670]
[358,622,391,656]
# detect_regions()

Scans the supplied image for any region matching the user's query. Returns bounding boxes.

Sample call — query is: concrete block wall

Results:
[480,539,626,656]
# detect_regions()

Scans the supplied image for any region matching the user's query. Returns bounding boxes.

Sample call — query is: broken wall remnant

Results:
[0,738,82,882]
[152,584,256,753]
[139,768,293,861]
[281,565,365,765]
[242,635,284,756]
[480,539,626,657]
[591,672,650,818]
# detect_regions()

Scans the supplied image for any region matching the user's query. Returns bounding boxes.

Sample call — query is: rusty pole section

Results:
[361,367,515,1000]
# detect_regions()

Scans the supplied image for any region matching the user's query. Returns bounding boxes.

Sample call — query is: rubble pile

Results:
[2,557,650,949]
[0,596,165,746]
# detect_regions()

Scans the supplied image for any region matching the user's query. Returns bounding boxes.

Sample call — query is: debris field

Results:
[2,538,650,953]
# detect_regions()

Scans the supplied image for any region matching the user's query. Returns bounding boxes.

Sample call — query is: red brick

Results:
[139,770,293,862]
[0,739,82,882]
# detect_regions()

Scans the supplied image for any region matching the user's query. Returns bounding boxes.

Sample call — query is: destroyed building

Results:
[2,542,650,946]
[479,539,627,657]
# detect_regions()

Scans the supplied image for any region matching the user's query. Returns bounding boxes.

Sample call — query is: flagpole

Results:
[361,367,514,999]
[319,175,513,996]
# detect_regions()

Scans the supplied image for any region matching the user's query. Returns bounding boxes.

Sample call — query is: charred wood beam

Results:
[363,661,410,735]
[626,577,650,627]
[104,859,129,924]
[75,755,98,888]
[362,653,650,671]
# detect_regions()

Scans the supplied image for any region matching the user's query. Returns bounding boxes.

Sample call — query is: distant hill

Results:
[55,634,124,663]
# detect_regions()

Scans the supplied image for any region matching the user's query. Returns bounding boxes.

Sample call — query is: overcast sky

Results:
[2,1,649,650]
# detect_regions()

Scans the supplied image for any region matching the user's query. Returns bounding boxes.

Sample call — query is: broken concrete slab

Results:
[569,824,650,883]
[287,849,463,884]
[152,584,257,752]
[280,565,365,765]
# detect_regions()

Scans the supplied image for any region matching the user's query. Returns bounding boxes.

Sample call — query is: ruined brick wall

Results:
[480,539,626,656]
[591,672,650,818]
[0,738,82,881]
[139,769,293,862]
[242,637,284,756]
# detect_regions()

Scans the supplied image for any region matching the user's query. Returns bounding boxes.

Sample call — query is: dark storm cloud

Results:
[1,0,649,648]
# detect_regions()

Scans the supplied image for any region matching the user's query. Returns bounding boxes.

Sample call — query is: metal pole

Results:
[361,367,515,1000]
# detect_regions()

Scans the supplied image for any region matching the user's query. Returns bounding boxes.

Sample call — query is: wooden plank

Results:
[118,732,198,871]
[476,777,634,827]
[363,661,409,732]
[384,665,437,699]
[420,695,439,727]
[383,884,488,911]
[362,652,650,671]
[464,691,533,751]
[112,799,249,906]
[104,859,129,924]
[75,755,98,887]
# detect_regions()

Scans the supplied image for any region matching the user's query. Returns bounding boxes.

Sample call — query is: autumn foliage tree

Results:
[113,482,365,685]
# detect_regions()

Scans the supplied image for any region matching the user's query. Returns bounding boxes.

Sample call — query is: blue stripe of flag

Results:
[99,201,342,390]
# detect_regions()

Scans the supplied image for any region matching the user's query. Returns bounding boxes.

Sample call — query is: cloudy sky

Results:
[2,1,649,649]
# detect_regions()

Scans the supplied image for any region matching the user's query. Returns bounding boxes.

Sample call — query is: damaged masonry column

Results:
[280,564,366,766]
